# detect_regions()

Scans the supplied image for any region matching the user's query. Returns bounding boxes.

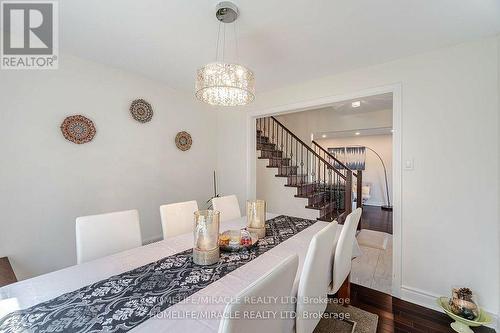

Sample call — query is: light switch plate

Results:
[404,158,414,170]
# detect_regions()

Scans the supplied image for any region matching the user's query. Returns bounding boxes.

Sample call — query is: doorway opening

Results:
[250,87,400,296]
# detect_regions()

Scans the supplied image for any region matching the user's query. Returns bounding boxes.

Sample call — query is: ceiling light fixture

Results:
[322,134,327,138]
[195,2,255,106]
[355,132,361,136]
[351,101,361,108]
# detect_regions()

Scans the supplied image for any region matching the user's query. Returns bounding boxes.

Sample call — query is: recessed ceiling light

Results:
[322,134,327,138]
[352,101,361,108]
[391,129,395,133]
[355,132,360,136]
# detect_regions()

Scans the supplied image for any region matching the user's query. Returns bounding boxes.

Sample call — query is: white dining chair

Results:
[296,221,339,333]
[76,209,142,264]
[212,195,241,222]
[218,254,299,333]
[159,200,198,239]
[330,208,362,294]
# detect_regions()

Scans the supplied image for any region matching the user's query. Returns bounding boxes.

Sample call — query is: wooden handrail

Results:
[311,140,359,178]
[270,116,347,180]
[311,140,365,214]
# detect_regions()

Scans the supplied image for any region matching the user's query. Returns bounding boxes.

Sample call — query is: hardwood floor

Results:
[360,205,393,234]
[350,284,495,333]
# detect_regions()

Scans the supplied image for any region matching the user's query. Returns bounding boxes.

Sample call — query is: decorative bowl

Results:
[437,297,491,333]
[219,230,258,252]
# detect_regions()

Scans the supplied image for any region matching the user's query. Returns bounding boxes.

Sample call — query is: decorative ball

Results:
[60,115,96,144]
[175,131,192,151]
[130,99,153,123]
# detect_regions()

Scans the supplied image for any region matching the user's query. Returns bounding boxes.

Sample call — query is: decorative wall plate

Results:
[130,99,153,123]
[175,131,192,151]
[60,115,96,144]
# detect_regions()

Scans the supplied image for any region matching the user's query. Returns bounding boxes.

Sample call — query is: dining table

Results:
[0,214,361,333]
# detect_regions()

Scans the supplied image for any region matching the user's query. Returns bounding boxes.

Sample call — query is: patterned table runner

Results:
[0,215,316,333]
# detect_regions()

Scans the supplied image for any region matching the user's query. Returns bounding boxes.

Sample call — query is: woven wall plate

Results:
[60,115,96,144]
[175,131,192,151]
[130,99,153,123]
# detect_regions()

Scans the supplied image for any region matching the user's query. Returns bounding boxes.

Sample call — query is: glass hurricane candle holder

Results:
[193,210,220,265]
[246,200,266,238]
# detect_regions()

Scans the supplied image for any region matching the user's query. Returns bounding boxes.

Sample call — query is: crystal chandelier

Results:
[195,2,255,106]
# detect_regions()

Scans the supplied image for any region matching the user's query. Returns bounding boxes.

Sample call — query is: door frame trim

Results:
[245,83,403,297]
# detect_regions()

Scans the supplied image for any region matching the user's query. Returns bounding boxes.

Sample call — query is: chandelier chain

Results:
[215,21,221,61]
[234,20,239,63]
[222,22,226,62]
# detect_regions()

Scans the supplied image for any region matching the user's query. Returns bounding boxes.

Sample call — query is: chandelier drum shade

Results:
[196,62,255,106]
[195,2,255,106]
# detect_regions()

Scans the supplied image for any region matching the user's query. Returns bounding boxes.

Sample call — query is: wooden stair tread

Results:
[284,183,317,188]
[0,257,17,287]
[258,148,281,152]
[294,191,325,198]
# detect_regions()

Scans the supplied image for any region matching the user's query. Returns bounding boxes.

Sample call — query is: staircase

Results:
[256,116,362,222]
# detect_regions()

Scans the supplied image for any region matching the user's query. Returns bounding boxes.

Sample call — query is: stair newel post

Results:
[324,164,327,191]
[272,118,274,144]
[345,171,353,217]
[295,140,298,184]
[356,171,362,209]
[300,146,304,184]
[285,132,292,160]
[334,171,338,219]
[280,123,283,154]
[329,167,332,221]
[306,148,308,187]
[317,155,320,192]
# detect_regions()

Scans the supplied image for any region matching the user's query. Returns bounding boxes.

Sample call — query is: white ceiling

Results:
[61,1,500,93]
[328,92,393,114]
[316,127,393,139]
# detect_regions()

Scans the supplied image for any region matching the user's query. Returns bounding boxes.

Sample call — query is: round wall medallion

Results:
[130,99,153,123]
[60,115,96,144]
[175,131,192,151]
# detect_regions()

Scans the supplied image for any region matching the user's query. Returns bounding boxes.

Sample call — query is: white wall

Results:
[316,135,393,206]
[275,107,392,144]
[216,37,500,316]
[215,111,249,214]
[0,55,216,279]
[497,35,500,329]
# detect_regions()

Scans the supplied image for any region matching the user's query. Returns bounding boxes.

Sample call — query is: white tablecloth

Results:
[0,214,361,332]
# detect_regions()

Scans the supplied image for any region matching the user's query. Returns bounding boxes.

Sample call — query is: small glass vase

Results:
[193,210,220,265]
[246,200,266,238]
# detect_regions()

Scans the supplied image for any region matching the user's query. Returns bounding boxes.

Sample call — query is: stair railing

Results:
[312,140,363,210]
[256,116,353,220]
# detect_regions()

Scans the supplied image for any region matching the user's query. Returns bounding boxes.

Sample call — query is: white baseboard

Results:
[400,285,498,330]
[362,202,385,207]
[142,234,163,245]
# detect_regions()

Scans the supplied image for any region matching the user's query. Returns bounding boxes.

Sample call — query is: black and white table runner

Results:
[0,215,316,333]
